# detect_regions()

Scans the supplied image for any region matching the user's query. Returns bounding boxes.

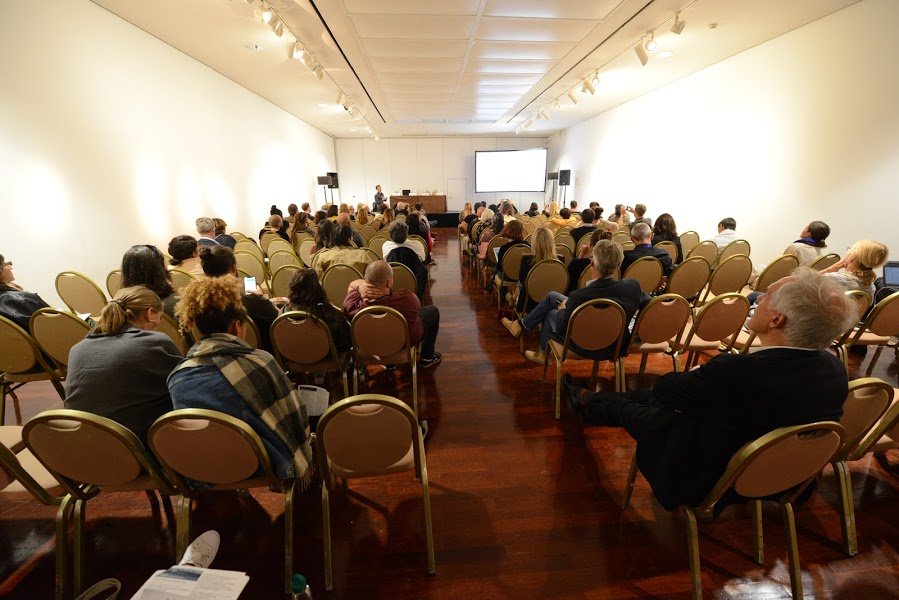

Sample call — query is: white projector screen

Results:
[475,149,548,193]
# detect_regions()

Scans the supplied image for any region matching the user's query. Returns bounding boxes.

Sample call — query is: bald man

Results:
[336,212,365,248]
[344,260,441,368]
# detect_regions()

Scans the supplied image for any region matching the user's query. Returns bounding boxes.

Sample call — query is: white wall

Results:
[551,0,899,267]
[0,0,337,305]
[335,137,552,212]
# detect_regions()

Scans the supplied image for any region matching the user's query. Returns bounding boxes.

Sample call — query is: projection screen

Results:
[475,149,548,193]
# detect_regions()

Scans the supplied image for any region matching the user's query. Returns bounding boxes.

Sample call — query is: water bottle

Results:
[291,573,313,599]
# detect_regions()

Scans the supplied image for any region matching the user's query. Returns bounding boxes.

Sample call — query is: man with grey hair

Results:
[382,220,426,263]
[195,217,220,248]
[502,240,648,364]
[567,267,854,510]
[621,222,673,276]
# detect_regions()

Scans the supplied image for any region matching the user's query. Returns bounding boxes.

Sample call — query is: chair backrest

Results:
[525,260,569,305]
[360,225,378,242]
[241,317,261,349]
[631,294,691,345]
[655,241,678,263]
[854,291,899,338]
[622,256,663,293]
[321,264,364,308]
[707,254,753,296]
[55,271,107,316]
[522,221,536,235]
[719,239,751,262]
[754,254,799,293]
[554,232,575,254]
[29,308,90,369]
[270,265,301,298]
[612,231,632,246]
[576,235,592,255]
[234,239,265,263]
[23,410,172,496]
[560,298,627,361]
[270,311,338,371]
[106,270,123,297]
[834,378,895,460]
[149,409,279,487]
[484,236,508,266]
[169,269,195,293]
[368,236,387,259]
[667,257,711,299]
[834,290,872,346]
[577,264,593,289]
[260,232,281,255]
[316,394,419,481]
[687,293,750,348]
[554,244,573,266]
[686,240,718,264]
[267,239,295,257]
[234,251,267,283]
[361,248,381,263]
[157,313,188,355]
[809,253,841,271]
[408,235,430,261]
[230,231,248,242]
[0,316,50,375]
[699,422,844,511]
[679,231,701,256]
[268,250,301,274]
[498,244,530,281]
[351,306,412,364]
[298,239,317,267]
[390,263,418,295]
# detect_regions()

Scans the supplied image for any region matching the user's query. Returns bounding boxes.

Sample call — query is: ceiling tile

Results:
[455,84,534,94]
[377,72,459,85]
[343,0,480,16]
[470,40,575,60]
[362,39,469,58]
[475,17,597,43]
[482,0,619,20]
[371,57,464,72]
[460,72,544,85]
[350,15,475,39]
[466,59,553,74]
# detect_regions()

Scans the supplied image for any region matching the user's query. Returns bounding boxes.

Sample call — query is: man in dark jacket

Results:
[621,222,674,276]
[566,267,854,510]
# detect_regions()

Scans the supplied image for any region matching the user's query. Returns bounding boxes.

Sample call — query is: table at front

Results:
[389,195,448,213]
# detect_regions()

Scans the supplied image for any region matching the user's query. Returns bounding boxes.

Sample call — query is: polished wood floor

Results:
[3,229,899,599]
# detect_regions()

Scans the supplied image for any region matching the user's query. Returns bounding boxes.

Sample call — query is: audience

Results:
[565,267,854,511]
[259,214,289,242]
[285,203,298,224]
[407,211,433,254]
[169,276,312,482]
[301,202,312,217]
[121,244,179,319]
[611,204,631,229]
[336,212,365,248]
[621,222,674,277]
[651,213,682,263]
[344,260,442,368]
[0,253,50,330]
[65,285,181,444]
[469,207,493,246]
[356,204,371,226]
[311,220,336,254]
[524,202,540,217]
[212,218,237,249]
[168,235,204,277]
[383,220,426,263]
[288,212,315,253]
[309,224,374,279]
[458,202,474,235]
[515,227,558,312]
[494,220,528,278]
[567,229,612,293]
[380,207,396,230]
[712,217,737,250]
[570,208,598,244]
[548,207,577,231]
[326,204,339,220]
[502,240,649,365]
[314,210,328,226]
[478,212,504,260]
[282,269,351,352]
[784,221,831,265]
[196,218,220,248]
[820,240,889,296]
[628,203,652,230]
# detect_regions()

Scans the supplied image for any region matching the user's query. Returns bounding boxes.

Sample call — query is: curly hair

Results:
[175,276,248,337]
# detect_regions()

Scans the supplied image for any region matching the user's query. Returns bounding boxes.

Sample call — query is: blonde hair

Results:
[848,240,889,287]
[548,201,559,216]
[97,285,162,335]
[356,204,370,225]
[592,240,624,277]
[175,276,247,337]
[531,227,555,262]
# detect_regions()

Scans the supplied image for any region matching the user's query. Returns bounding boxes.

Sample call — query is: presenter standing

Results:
[373,184,386,213]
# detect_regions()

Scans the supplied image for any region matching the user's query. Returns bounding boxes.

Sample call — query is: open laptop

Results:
[883,261,899,286]
[402,189,411,196]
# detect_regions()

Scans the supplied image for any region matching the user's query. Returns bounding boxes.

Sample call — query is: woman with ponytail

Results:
[64,285,183,443]
[821,240,889,297]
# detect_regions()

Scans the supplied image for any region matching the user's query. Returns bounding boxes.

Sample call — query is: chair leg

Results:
[73,498,86,596]
[419,447,436,575]
[866,346,884,377]
[622,451,638,510]
[782,502,804,599]
[752,500,764,564]
[684,506,703,600]
[50,377,66,399]
[55,494,75,600]
[7,386,22,425]
[284,481,297,594]
[834,460,858,557]
[322,485,333,591]
[411,356,419,422]
[0,382,6,426]
[671,351,682,373]
[352,364,360,396]
[554,356,563,420]
[638,353,648,376]
[615,358,624,393]
[589,361,599,391]
[175,495,191,560]
[341,369,349,398]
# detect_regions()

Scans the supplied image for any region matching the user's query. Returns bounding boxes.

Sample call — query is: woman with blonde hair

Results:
[65,285,182,443]
[514,227,557,312]
[356,204,370,226]
[169,277,313,482]
[458,202,473,234]
[821,240,889,297]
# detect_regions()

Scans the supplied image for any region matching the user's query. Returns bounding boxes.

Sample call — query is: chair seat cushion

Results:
[0,449,65,500]
[331,444,414,479]
[0,426,24,453]
[629,341,671,353]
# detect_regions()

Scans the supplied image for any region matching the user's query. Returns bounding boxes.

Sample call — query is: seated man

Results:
[569,208,598,244]
[620,223,674,276]
[501,240,648,365]
[627,203,652,230]
[259,214,289,242]
[344,260,442,368]
[195,217,220,248]
[566,267,853,510]
[384,221,427,299]
[567,229,611,293]
[712,217,738,250]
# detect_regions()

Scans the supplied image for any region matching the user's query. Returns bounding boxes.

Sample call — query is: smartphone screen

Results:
[243,276,256,294]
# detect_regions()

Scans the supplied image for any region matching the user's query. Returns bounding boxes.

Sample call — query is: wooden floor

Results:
[3,228,899,599]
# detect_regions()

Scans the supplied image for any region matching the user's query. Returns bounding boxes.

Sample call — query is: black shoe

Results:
[563,374,589,415]
[418,352,442,369]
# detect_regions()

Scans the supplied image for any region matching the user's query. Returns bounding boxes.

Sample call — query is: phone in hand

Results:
[243,276,256,294]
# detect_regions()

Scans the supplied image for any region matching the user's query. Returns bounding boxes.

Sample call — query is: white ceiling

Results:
[91,0,859,138]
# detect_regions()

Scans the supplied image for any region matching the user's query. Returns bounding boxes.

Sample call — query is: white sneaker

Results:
[179,530,220,569]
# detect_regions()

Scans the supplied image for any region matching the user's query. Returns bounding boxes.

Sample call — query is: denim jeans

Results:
[521,291,567,351]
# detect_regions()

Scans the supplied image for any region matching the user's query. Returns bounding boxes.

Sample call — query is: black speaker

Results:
[327,172,339,189]
[559,170,571,186]
[547,172,559,181]
[317,175,332,186]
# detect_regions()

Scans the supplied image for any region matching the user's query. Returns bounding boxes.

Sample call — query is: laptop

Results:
[883,261,899,286]
[402,189,411,196]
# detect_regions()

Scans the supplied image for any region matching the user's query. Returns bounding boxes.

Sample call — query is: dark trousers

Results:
[582,390,674,442]
[419,305,440,358]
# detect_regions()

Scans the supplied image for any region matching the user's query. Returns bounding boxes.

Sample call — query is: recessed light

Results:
[245,43,264,52]
[656,51,674,59]
[318,103,329,108]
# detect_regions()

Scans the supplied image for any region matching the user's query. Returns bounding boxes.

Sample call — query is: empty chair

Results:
[493,243,530,309]
[270,311,349,397]
[612,231,632,246]
[554,232,576,255]
[628,294,692,377]
[259,232,282,255]
[321,264,363,308]
[267,238,295,257]
[234,239,265,265]
[298,239,317,266]
[268,250,301,274]
[672,293,750,370]
[55,272,107,318]
[105,270,123,298]
[753,254,799,293]
[554,244,573,266]
[0,316,65,425]
[316,394,435,590]
[234,251,267,285]
[831,290,873,371]
[270,265,301,298]
[696,254,753,306]
[621,256,663,294]
[837,291,899,379]
[679,231,701,257]
[686,240,718,264]
[718,239,751,264]
[29,308,91,372]
[666,257,711,301]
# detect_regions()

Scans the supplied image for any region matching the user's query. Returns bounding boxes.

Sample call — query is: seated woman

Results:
[515,227,558,312]
[169,277,313,482]
[168,235,204,277]
[567,229,612,292]
[289,212,315,254]
[784,221,830,265]
[548,208,577,232]
[477,211,504,261]
[524,202,540,218]
[212,218,237,249]
[496,220,528,270]
[121,244,179,318]
[407,211,433,252]
[65,286,182,444]
[313,210,328,226]
[356,204,371,226]
[282,269,351,352]
[310,219,335,254]
[652,213,683,263]
[379,207,395,230]
[0,253,50,330]
[458,202,473,234]
[820,240,889,297]
[309,225,374,279]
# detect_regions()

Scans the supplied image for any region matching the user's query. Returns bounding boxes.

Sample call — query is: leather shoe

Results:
[524,349,545,365]
[501,317,522,338]
[563,373,590,415]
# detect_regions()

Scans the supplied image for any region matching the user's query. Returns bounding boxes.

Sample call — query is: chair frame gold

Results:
[622,256,664,294]
[493,243,530,309]
[105,270,123,298]
[675,293,750,370]
[267,238,295,257]
[389,261,419,296]
[321,264,364,309]
[809,252,841,271]
[270,310,349,397]
[837,291,899,379]
[1,315,66,425]
[654,240,679,264]
[315,394,436,590]
[696,253,753,306]
[168,269,196,293]
[298,238,317,266]
[29,307,91,372]
[268,249,301,274]
[515,259,569,353]
[55,271,108,318]
[679,231,701,257]
[158,313,188,355]
[666,257,711,301]
[628,294,692,377]
[270,264,302,299]
[685,240,718,264]
[752,254,799,293]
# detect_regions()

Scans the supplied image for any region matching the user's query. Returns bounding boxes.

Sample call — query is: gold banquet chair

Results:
[270,265,302,299]
[695,254,753,307]
[168,269,195,293]
[515,259,569,353]
[717,238,751,265]
[0,316,66,425]
[29,307,91,373]
[544,299,628,420]
[105,270,123,298]
[316,394,435,590]
[23,410,177,596]
[685,240,718,265]
[268,250,301,275]
[271,311,349,397]
[831,289,873,371]
[672,293,750,370]
[751,254,799,293]
[679,231,701,257]
[493,243,530,309]
[621,256,664,294]
[654,240,679,264]
[628,294,692,377]
[321,264,364,309]
[55,272,107,319]
[148,409,301,593]
[666,257,711,301]
[809,253,841,271]
[389,262,418,296]
[837,291,899,380]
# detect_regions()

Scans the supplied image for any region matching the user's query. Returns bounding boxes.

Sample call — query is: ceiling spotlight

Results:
[567,89,578,105]
[634,41,649,66]
[592,72,600,84]
[260,5,273,23]
[538,108,549,120]
[348,106,356,117]
[553,99,561,109]
[336,90,346,105]
[644,31,657,52]
[671,12,686,35]
[312,64,324,80]
[271,18,284,38]
[291,42,303,60]
[581,78,596,95]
